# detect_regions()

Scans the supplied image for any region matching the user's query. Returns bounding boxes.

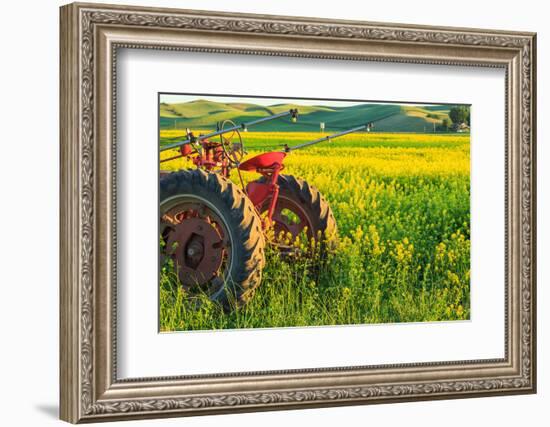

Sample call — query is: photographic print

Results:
[60,5,536,420]
[159,94,471,332]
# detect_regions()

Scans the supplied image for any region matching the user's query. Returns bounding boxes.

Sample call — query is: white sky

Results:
[159,93,450,108]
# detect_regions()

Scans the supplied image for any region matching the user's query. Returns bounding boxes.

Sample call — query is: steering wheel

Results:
[219,119,245,165]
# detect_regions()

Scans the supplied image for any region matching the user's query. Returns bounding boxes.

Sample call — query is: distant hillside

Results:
[159,99,454,133]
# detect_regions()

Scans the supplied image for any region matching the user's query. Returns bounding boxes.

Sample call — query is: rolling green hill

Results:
[159,99,455,132]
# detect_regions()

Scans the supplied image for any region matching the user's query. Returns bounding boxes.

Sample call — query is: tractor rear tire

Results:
[258,174,338,254]
[160,169,265,309]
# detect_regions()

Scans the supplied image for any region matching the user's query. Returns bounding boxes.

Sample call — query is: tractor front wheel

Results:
[160,169,265,309]
[258,174,337,255]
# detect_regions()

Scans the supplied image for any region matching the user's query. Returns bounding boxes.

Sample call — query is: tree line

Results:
[441,105,470,131]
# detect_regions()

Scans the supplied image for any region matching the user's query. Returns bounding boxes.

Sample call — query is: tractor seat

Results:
[238,151,286,172]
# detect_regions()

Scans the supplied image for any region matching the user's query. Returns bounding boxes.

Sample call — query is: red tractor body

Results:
[159,109,372,308]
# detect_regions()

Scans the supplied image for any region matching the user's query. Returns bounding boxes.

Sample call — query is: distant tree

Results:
[441,118,451,130]
[449,106,470,125]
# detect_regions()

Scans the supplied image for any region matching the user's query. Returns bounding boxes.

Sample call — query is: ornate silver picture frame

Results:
[60,2,536,423]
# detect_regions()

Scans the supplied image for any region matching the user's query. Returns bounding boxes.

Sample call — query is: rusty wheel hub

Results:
[269,197,312,241]
[165,216,225,287]
[258,196,314,256]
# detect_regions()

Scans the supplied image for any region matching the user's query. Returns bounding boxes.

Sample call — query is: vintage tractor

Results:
[159,109,373,308]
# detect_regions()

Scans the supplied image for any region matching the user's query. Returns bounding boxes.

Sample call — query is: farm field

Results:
[160,100,452,133]
[159,131,471,331]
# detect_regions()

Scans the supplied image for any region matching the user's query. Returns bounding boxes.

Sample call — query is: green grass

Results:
[159,99,458,132]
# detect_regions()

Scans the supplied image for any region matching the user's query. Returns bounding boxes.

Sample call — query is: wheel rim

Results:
[261,195,314,247]
[160,196,232,297]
